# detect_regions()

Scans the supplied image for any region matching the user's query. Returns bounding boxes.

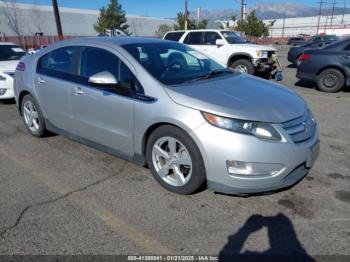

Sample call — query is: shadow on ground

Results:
[218,213,315,262]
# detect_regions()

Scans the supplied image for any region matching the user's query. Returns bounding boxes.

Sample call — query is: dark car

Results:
[287,35,340,66]
[287,37,307,46]
[297,38,350,92]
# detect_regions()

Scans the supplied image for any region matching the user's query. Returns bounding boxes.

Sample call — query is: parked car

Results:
[14,37,319,195]
[288,35,340,66]
[0,42,26,100]
[287,37,307,46]
[297,38,350,93]
[164,30,282,80]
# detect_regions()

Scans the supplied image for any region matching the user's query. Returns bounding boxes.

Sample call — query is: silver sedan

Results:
[14,37,319,195]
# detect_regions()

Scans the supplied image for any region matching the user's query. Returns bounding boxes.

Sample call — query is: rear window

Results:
[164,32,184,42]
[0,45,26,61]
[183,32,202,45]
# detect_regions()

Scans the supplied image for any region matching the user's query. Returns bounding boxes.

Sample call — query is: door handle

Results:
[37,77,45,84]
[73,87,84,95]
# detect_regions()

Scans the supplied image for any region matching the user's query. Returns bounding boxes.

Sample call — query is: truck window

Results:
[183,32,202,45]
[164,32,185,42]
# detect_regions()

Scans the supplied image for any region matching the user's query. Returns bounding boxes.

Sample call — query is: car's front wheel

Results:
[21,94,46,137]
[230,59,255,75]
[316,68,345,93]
[146,125,206,195]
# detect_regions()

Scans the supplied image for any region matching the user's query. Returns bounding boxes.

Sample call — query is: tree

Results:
[94,0,129,35]
[236,10,271,38]
[1,0,23,36]
[173,12,208,30]
[155,24,173,38]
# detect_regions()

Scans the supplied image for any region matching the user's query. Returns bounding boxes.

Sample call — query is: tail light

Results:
[16,62,25,71]
[300,53,311,62]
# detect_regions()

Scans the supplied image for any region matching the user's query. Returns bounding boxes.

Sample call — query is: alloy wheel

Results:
[23,100,40,133]
[235,64,248,73]
[151,136,193,187]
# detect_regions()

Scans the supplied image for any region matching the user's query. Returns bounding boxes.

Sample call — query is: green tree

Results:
[236,10,271,37]
[94,0,129,35]
[155,24,173,38]
[173,12,208,30]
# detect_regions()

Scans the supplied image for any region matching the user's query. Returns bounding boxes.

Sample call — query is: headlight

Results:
[202,112,282,141]
[256,50,268,58]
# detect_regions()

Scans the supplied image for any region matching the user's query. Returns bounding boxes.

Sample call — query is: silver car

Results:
[14,37,320,195]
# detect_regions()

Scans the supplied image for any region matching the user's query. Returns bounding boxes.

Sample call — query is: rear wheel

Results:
[230,59,255,75]
[316,68,345,93]
[21,94,46,137]
[146,125,206,195]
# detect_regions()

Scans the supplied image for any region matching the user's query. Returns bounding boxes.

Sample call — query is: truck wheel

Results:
[230,59,255,75]
[316,68,345,93]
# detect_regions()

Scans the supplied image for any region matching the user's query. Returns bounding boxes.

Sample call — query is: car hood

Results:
[232,43,277,52]
[0,60,20,72]
[165,74,306,123]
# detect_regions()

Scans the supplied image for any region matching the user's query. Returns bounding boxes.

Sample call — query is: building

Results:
[0,1,175,37]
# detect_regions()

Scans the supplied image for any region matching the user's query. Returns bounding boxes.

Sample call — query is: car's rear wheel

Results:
[230,59,255,75]
[146,125,206,195]
[21,94,46,137]
[316,68,345,93]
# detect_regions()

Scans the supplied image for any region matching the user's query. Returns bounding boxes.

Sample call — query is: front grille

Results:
[281,110,316,144]
[4,71,15,78]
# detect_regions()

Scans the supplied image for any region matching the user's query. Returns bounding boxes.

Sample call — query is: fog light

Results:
[226,160,284,177]
[0,88,7,95]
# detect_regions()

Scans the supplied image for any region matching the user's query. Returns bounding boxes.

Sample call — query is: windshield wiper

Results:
[190,69,232,82]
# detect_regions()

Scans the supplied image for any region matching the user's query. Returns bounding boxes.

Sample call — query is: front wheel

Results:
[230,59,255,75]
[146,125,206,195]
[316,68,345,93]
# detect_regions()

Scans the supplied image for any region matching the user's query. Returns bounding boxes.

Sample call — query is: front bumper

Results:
[253,54,283,80]
[192,122,319,195]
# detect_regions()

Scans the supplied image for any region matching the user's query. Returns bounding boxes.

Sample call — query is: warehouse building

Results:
[0,1,175,37]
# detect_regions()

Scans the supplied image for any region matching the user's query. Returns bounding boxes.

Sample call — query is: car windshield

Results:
[122,42,229,85]
[0,45,26,61]
[221,31,247,44]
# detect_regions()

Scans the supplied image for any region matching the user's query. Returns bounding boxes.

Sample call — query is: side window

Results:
[203,32,222,45]
[183,32,202,45]
[119,61,142,93]
[39,46,77,74]
[79,47,119,79]
[164,32,185,42]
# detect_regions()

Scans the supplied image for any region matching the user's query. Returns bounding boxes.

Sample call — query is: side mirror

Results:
[216,39,225,47]
[88,71,118,86]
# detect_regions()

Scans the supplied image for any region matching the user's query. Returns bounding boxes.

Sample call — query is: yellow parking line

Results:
[0,142,173,254]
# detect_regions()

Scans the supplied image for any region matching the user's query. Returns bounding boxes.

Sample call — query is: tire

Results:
[146,125,206,195]
[21,94,46,137]
[316,68,345,93]
[230,59,255,75]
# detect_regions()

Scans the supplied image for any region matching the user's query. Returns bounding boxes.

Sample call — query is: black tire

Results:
[230,59,255,75]
[21,94,46,137]
[146,125,206,195]
[316,68,345,93]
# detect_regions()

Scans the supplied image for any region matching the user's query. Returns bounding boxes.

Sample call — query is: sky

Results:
[15,0,317,18]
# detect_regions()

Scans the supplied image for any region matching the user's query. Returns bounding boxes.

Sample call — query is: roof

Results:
[63,36,170,46]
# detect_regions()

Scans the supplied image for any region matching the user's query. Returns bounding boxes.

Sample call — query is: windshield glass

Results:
[122,42,227,85]
[221,31,247,44]
[0,45,26,61]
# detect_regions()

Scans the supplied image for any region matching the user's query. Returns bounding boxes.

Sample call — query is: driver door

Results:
[70,46,134,157]
[199,32,228,66]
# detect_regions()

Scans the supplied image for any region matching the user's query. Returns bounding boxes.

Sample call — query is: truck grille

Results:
[281,110,316,144]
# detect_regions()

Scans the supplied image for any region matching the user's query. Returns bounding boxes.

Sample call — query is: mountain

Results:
[189,2,350,21]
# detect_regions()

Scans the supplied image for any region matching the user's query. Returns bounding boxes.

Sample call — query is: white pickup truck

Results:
[164,29,282,80]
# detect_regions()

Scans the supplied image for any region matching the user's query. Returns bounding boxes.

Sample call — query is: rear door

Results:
[70,46,135,157]
[35,46,78,132]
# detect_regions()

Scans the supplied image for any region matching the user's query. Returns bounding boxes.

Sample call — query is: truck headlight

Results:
[256,50,268,58]
[202,112,282,141]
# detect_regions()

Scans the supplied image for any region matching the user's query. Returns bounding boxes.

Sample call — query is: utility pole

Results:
[341,0,347,24]
[282,14,286,39]
[52,0,63,40]
[330,0,336,29]
[184,0,188,30]
[240,0,245,36]
[316,0,324,35]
